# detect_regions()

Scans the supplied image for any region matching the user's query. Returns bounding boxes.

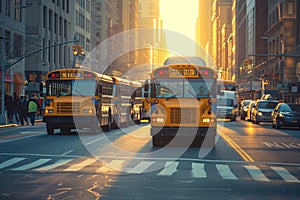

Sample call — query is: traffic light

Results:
[77,45,85,55]
[72,45,78,55]
[72,44,85,55]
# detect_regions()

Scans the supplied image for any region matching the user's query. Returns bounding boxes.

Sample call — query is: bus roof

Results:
[163,56,206,66]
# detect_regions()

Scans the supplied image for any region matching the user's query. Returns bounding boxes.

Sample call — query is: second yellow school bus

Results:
[145,57,218,147]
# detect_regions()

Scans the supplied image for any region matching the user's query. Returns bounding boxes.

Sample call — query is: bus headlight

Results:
[152,117,164,123]
[202,118,211,123]
[45,109,54,114]
[258,112,263,116]
[83,109,93,114]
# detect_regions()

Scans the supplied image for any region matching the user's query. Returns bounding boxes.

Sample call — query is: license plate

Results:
[291,120,297,123]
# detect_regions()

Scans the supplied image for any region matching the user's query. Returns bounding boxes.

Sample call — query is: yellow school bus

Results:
[43,69,142,134]
[146,57,218,147]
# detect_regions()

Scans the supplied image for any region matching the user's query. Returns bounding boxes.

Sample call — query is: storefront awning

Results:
[14,72,25,84]
[0,71,13,82]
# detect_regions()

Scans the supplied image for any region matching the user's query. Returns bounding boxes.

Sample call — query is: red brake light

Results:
[203,70,209,76]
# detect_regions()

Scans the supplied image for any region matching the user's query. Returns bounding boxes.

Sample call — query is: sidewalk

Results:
[0,116,43,128]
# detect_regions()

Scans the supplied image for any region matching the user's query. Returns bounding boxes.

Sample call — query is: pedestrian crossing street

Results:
[1,156,300,183]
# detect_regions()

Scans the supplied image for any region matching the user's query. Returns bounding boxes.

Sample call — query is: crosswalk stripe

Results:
[127,161,154,174]
[244,165,270,182]
[271,167,300,183]
[0,158,26,169]
[63,158,96,172]
[97,160,125,173]
[216,164,238,180]
[34,159,74,171]
[191,163,207,178]
[157,161,179,176]
[11,159,51,171]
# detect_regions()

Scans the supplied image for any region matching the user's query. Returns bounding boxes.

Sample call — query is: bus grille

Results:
[170,108,196,124]
[57,103,80,114]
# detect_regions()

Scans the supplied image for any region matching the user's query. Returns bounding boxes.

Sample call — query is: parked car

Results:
[251,100,279,124]
[271,103,300,129]
[246,101,256,121]
[240,100,252,120]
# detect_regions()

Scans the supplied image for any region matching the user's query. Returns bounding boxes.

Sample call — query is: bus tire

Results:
[47,124,54,135]
[152,135,161,147]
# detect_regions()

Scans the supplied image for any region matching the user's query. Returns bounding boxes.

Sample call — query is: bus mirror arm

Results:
[202,99,212,113]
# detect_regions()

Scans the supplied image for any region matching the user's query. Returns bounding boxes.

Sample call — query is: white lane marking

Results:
[0,158,26,169]
[63,158,96,172]
[216,164,238,180]
[11,159,51,171]
[62,150,74,156]
[85,137,105,146]
[127,161,155,174]
[97,160,125,173]
[0,133,45,144]
[271,167,300,183]
[191,163,207,178]
[34,159,74,171]
[157,161,179,176]
[244,165,270,182]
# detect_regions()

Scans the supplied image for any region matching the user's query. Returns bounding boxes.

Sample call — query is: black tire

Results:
[46,123,54,135]
[275,119,281,129]
[152,135,161,147]
[60,128,71,133]
[241,115,245,120]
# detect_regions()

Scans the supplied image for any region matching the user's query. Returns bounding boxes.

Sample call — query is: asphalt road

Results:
[0,119,300,199]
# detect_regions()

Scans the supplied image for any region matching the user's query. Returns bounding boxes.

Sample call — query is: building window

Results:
[6,0,11,17]
[14,0,22,21]
[43,6,47,28]
[5,30,11,55]
[64,19,67,38]
[59,16,62,36]
[42,38,46,61]
[62,0,65,10]
[54,13,57,33]
[49,9,53,31]
[66,0,69,13]
[287,1,294,15]
[13,33,23,57]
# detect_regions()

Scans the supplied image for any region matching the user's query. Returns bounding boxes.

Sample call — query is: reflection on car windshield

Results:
[258,101,278,109]
[217,98,234,107]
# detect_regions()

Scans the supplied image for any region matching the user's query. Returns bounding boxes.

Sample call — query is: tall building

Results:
[211,0,232,79]
[0,0,27,97]
[196,0,212,61]
[264,0,298,102]
[24,0,91,94]
[235,0,247,87]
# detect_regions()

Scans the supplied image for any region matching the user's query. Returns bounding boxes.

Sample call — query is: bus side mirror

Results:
[144,83,149,98]
[151,83,156,97]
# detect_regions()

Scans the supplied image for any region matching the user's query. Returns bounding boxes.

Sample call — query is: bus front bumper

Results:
[43,116,97,124]
[150,126,216,137]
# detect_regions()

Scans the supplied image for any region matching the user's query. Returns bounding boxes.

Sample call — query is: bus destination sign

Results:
[169,68,197,77]
[61,72,83,79]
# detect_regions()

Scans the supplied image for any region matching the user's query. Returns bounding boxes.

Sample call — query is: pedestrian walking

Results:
[6,96,14,123]
[27,93,40,126]
[18,96,29,126]
[12,92,20,123]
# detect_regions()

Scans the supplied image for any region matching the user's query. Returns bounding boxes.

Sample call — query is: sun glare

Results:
[160,0,198,40]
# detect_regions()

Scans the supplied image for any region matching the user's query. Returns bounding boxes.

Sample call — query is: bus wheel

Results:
[152,135,161,147]
[47,124,54,135]
[60,128,71,133]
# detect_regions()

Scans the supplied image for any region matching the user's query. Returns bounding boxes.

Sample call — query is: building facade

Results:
[0,0,27,98]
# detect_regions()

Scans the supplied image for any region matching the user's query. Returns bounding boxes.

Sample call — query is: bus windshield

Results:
[46,80,97,96]
[154,78,215,98]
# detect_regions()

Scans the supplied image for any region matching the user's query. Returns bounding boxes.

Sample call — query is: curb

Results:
[0,119,43,128]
